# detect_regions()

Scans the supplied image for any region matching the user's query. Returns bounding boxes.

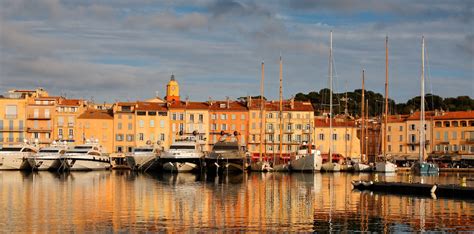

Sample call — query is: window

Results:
[452,121,459,127]
[211,114,216,120]
[221,114,227,120]
[231,114,236,120]
[252,123,256,130]
[199,114,204,123]
[287,134,292,142]
[318,134,324,140]
[85,122,90,129]
[444,121,450,127]
[149,111,156,116]
[117,146,123,153]
[452,131,457,140]
[268,123,273,130]
[410,145,416,151]
[118,123,122,130]
[287,124,292,131]
[345,134,350,141]
[452,144,458,152]
[241,114,245,120]
[399,126,403,131]
[241,125,245,131]
[5,105,17,119]
[231,124,236,130]
[190,114,194,122]
[58,117,64,126]
[443,132,448,141]
[296,124,302,130]
[160,120,165,128]
[435,131,440,140]
[139,120,144,128]
[221,124,227,131]
[388,126,392,132]
[399,135,403,141]
[179,123,184,131]
[128,123,133,130]
[126,134,134,142]
[172,113,177,120]
[34,120,38,129]
[160,134,165,141]
[150,120,155,127]
[34,109,39,118]
[137,111,146,116]
[410,134,416,143]
[211,124,217,131]
[387,135,391,142]
[296,135,301,142]
[388,145,392,152]
[399,145,403,152]
[58,129,63,138]
[68,129,74,138]
[179,114,184,120]
[460,121,467,127]
[252,112,256,118]
[332,134,337,140]
[138,133,144,141]
[410,124,415,130]
[461,131,465,139]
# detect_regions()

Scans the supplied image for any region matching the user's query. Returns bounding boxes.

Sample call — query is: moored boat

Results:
[290,144,322,172]
[0,141,38,170]
[160,135,205,172]
[27,141,68,171]
[205,135,246,174]
[126,143,161,171]
[62,140,110,171]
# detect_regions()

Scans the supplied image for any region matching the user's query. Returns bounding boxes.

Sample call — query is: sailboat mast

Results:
[279,55,283,160]
[366,99,369,162]
[361,69,365,162]
[329,30,333,163]
[259,61,265,162]
[383,36,389,161]
[420,36,425,162]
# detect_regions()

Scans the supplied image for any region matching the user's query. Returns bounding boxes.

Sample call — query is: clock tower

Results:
[166,74,180,102]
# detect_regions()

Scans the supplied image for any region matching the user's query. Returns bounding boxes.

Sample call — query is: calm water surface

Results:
[0,171,473,232]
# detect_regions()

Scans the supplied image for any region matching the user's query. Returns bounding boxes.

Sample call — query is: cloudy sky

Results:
[0,0,472,103]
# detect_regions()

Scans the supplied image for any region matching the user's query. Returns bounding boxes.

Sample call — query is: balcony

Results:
[4,114,17,119]
[27,127,52,132]
[407,140,430,145]
[465,138,474,143]
[0,127,25,132]
[27,114,51,120]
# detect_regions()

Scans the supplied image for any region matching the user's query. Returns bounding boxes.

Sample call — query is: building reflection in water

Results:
[0,171,472,232]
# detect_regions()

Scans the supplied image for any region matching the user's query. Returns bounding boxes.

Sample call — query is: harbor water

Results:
[0,171,473,232]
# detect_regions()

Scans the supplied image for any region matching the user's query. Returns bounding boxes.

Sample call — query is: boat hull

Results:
[412,162,439,174]
[354,163,372,172]
[290,154,322,172]
[28,158,63,171]
[375,161,397,173]
[321,162,341,172]
[0,156,32,170]
[66,158,111,171]
[205,158,245,174]
[160,157,202,172]
[126,155,160,171]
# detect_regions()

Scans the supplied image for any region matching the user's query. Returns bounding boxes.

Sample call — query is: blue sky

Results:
[0,0,472,103]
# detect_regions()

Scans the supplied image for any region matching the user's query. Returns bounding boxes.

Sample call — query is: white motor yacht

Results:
[126,143,161,171]
[27,141,69,171]
[0,142,38,170]
[290,144,323,172]
[62,140,110,171]
[160,135,205,172]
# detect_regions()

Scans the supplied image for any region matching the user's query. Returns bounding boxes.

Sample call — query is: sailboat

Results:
[321,31,341,172]
[375,36,397,173]
[354,70,372,172]
[411,36,439,174]
[273,55,290,172]
[250,61,273,172]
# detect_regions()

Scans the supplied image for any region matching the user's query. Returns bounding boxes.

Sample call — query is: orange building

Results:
[54,99,86,143]
[76,109,114,153]
[113,102,136,153]
[208,99,249,150]
[25,96,62,146]
[432,110,474,155]
[135,102,169,149]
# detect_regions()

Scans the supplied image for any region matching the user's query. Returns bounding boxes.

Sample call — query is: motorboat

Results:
[27,141,68,171]
[160,135,205,172]
[375,160,397,173]
[290,144,322,172]
[62,140,111,171]
[205,135,246,173]
[0,141,38,170]
[126,143,161,171]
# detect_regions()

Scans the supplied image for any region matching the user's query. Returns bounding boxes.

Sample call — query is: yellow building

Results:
[313,116,361,160]
[54,99,87,143]
[76,109,114,153]
[135,102,170,149]
[432,111,474,155]
[0,92,29,146]
[248,98,314,159]
[113,102,136,153]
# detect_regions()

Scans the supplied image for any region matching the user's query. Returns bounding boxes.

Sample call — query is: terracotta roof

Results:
[432,111,474,120]
[387,114,409,123]
[405,111,436,120]
[78,109,113,119]
[209,101,248,111]
[35,96,61,101]
[58,99,82,106]
[117,102,136,106]
[136,102,167,111]
[314,118,357,127]
[249,100,313,112]
[13,90,36,93]
[168,101,209,110]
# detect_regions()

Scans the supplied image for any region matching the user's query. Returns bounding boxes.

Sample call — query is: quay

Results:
[396,167,474,173]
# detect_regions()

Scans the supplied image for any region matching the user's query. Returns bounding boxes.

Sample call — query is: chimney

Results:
[290,96,294,109]
[208,97,213,106]
[247,96,252,108]
[185,96,189,106]
[226,96,230,109]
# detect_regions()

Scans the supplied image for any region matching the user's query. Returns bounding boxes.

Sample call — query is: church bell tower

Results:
[166,74,180,102]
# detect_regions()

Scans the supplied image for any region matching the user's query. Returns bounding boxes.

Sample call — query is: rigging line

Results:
[424,39,435,111]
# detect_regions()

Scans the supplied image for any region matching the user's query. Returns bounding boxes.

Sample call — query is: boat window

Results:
[39,149,60,153]
[75,146,93,149]
[213,145,238,151]
[89,152,101,156]
[170,145,195,150]
[22,148,36,152]
[0,147,22,152]
[67,150,89,154]
[134,148,153,152]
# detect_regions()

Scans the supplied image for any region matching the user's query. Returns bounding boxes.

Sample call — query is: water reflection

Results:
[0,171,472,232]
